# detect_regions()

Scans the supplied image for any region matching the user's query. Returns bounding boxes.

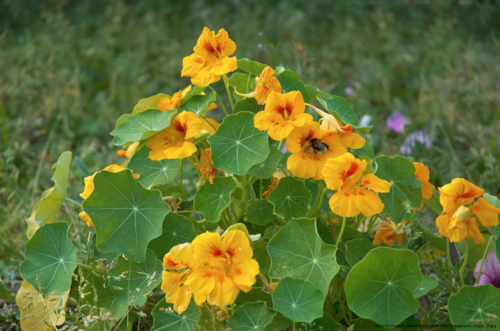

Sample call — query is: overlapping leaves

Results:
[194,177,237,223]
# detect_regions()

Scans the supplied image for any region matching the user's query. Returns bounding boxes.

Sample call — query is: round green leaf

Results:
[374,156,422,223]
[208,112,270,175]
[111,108,177,146]
[127,145,181,188]
[26,151,72,238]
[414,275,439,299]
[152,298,201,331]
[178,93,216,116]
[110,249,162,307]
[83,170,170,262]
[317,93,359,126]
[237,58,268,76]
[299,313,341,331]
[265,313,292,331]
[345,247,423,326]
[247,147,283,179]
[229,72,256,101]
[20,222,77,294]
[148,213,197,260]
[272,278,324,323]
[267,218,339,295]
[449,285,500,329]
[345,238,376,267]
[247,199,276,225]
[234,98,264,114]
[194,177,237,223]
[267,177,311,220]
[227,302,277,331]
[276,70,310,103]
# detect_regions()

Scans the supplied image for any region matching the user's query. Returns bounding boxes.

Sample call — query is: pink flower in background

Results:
[344,87,354,95]
[386,111,407,133]
[400,130,432,155]
[474,251,500,288]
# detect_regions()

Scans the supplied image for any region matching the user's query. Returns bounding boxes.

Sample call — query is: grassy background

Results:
[1,0,500,280]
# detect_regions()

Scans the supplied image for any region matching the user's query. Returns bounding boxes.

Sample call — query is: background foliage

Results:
[1,0,500,328]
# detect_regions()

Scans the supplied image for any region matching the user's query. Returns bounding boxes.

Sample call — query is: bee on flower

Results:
[182,28,238,87]
[79,165,140,227]
[436,178,500,244]
[254,91,313,141]
[322,153,392,217]
[285,121,346,179]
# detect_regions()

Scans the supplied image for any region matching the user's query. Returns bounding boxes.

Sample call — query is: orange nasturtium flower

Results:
[146,111,203,161]
[254,91,313,141]
[116,142,140,166]
[182,28,237,87]
[156,92,183,112]
[161,243,204,314]
[196,148,222,184]
[322,153,392,217]
[78,165,140,227]
[373,220,407,247]
[413,162,434,209]
[285,121,346,179]
[263,176,280,198]
[185,230,259,308]
[235,66,282,105]
[436,178,500,244]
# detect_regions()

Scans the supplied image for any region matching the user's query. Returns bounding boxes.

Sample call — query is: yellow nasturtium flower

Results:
[182,28,237,87]
[322,153,391,217]
[185,230,259,308]
[254,91,313,141]
[436,178,500,244]
[285,121,346,180]
[181,85,219,134]
[373,220,407,247]
[78,165,140,227]
[235,66,282,105]
[146,111,203,161]
[160,230,259,313]
[156,92,183,112]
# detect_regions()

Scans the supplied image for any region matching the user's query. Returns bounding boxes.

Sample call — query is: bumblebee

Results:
[305,138,329,154]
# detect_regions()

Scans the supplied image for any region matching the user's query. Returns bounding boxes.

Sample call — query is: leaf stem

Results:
[475,236,494,285]
[223,74,235,112]
[445,237,455,289]
[459,238,469,287]
[200,115,217,131]
[178,161,187,201]
[335,216,347,248]
[277,139,284,151]
[66,197,82,208]
[77,263,107,274]
[208,86,229,116]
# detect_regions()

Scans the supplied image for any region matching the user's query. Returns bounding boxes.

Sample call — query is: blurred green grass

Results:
[1,1,500,263]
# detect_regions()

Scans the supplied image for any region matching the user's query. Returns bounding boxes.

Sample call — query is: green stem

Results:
[277,139,284,150]
[222,74,235,112]
[445,238,454,289]
[335,216,347,248]
[200,115,217,131]
[275,215,286,225]
[459,239,469,287]
[238,175,250,218]
[475,236,494,285]
[208,86,229,116]
[66,197,82,208]
[179,161,187,200]
[77,263,107,274]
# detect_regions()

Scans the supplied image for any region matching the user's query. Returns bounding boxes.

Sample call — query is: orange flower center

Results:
[274,102,294,120]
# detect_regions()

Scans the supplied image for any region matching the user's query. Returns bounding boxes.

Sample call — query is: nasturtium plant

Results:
[345,247,423,326]
[20,222,77,294]
[18,25,500,331]
[83,170,170,262]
